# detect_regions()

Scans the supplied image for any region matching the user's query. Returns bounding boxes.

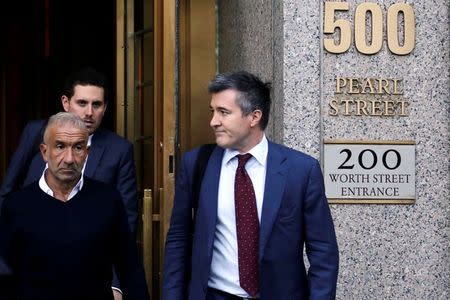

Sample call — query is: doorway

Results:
[0,0,216,298]
[116,1,216,298]
[0,0,115,180]
[116,1,171,298]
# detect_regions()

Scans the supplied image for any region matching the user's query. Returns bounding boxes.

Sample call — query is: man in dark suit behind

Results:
[163,71,339,299]
[0,67,138,300]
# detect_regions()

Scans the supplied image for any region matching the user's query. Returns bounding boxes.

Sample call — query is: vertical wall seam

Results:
[319,0,324,166]
[271,0,275,139]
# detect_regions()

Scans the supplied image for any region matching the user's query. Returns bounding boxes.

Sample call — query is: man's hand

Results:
[113,289,123,300]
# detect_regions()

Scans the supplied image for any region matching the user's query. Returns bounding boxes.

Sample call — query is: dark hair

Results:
[63,67,109,103]
[208,71,271,130]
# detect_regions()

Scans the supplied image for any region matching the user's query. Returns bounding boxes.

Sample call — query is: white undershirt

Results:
[208,135,268,297]
[38,170,83,201]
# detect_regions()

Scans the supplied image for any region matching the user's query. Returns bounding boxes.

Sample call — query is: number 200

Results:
[323,2,416,55]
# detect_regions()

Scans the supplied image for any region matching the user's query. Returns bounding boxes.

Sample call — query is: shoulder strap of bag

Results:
[192,143,216,214]
[185,143,215,287]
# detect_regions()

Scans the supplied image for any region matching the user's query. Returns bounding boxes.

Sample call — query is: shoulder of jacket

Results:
[94,128,133,147]
[24,119,46,131]
[269,140,318,165]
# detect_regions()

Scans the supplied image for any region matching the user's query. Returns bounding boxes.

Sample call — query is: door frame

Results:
[116,0,175,238]
[115,0,176,297]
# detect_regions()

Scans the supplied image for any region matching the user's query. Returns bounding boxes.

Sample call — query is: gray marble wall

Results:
[217,0,284,141]
[218,0,449,299]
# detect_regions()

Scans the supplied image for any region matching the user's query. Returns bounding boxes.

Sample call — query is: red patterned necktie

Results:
[234,153,259,297]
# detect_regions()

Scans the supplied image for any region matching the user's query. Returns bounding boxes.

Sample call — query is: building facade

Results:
[0,1,448,299]
[218,1,449,299]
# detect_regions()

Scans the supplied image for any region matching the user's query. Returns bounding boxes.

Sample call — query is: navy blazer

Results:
[163,141,339,300]
[0,120,138,233]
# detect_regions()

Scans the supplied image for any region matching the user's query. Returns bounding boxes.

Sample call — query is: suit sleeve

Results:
[112,191,150,300]
[111,142,139,290]
[0,121,44,213]
[303,160,339,300]
[115,142,138,235]
[162,150,196,300]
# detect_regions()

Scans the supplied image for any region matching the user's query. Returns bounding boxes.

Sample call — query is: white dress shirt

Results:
[81,134,93,174]
[38,170,84,201]
[208,135,268,297]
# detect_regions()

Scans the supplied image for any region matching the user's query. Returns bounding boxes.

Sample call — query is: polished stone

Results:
[218,0,449,298]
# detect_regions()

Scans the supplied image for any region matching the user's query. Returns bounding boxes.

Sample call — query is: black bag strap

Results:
[185,143,215,287]
[192,143,216,214]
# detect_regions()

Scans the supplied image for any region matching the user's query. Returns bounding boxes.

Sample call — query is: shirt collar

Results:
[87,134,93,147]
[38,168,84,201]
[223,134,268,167]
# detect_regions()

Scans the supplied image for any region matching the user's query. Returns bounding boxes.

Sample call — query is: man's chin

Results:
[57,171,81,181]
[214,138,231,149]
[60,177,81,187]
[84,123,97,134]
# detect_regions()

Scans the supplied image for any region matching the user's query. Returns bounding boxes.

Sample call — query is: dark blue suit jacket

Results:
[163,141,339,300]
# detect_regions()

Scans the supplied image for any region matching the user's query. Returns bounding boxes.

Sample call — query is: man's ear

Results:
[250,110,262,128]
[61,95,70,112]
[40,143,48,163]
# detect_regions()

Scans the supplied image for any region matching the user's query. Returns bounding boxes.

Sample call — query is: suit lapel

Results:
[84,131,105,178]
[259,142,287,260]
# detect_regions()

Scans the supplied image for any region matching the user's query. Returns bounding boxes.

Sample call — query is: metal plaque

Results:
[323,140,415,204]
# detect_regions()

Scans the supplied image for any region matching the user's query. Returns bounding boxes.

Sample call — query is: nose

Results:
[85,104,93,117]
[63,148,75,164]
[210,112,220,128]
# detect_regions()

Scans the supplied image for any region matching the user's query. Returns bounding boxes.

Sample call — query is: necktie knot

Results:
[237,153,252,169]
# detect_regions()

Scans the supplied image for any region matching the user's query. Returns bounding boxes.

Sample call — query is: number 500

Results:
[323,2,415,55]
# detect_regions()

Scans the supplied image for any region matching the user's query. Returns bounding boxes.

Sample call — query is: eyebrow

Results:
[210,105,230,111]
[54,139,87,145]
[74,98,104,103]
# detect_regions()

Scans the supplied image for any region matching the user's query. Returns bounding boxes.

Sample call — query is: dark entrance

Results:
[0,0,115,180]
